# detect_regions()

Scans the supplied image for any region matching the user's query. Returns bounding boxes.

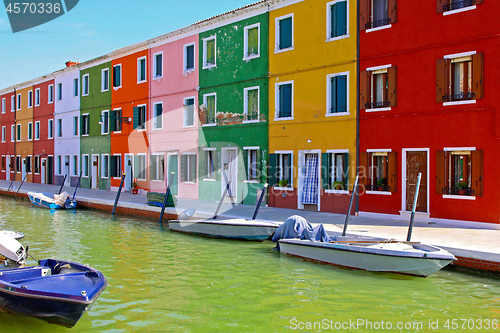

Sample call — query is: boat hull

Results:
[278,239,456,277]
[169,219,278,241]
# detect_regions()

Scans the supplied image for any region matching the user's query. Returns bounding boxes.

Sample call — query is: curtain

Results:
[302,154,319,205]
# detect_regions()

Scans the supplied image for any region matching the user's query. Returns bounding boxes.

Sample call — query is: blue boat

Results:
[27,192,77,209]
[0,259,107,327]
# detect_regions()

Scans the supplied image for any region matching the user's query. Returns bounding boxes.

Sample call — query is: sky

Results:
[0,0,256,90]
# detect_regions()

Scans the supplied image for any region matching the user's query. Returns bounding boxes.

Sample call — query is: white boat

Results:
[278,237,456,277]
[0,231,24,240]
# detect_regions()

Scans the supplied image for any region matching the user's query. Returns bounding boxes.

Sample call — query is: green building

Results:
[198,6,269,205]
[79,57,112,190]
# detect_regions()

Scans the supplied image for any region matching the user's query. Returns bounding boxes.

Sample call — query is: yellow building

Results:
[268,0,357,213]
[14,85,34,182]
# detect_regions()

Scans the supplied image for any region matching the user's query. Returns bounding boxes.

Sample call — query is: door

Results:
[124,154,133,191]
[47,156,53,184]
[21,158,26,180]
[91,155,99,189]
[64,155,70,185]
[301,153,319,209]
[221,148,237,200]
[406,151,428,212]
[5,156,10,181]
[41,158,46,184]
[167,153,178,195]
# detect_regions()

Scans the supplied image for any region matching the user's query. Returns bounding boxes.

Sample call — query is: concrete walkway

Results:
[1,180,499,273]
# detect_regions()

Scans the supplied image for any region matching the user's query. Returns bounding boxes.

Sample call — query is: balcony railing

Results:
[441,92,475,102]
[365,101,391,109]
[443,0,475,12]
[365,18,391,30]
[441,187,475,196]
[365,185,391,192]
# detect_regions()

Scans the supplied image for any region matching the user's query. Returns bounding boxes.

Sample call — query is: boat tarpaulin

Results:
[272,215,331,247]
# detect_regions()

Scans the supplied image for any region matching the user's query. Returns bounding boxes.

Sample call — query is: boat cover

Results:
[272,215,331,248]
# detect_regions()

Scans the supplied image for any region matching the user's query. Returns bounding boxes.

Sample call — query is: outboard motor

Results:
[0,233,27,267]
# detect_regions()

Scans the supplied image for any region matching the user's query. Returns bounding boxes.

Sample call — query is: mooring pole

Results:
[72,169,83,201]
[252,183,268,220]
[342,176,359,237]
[159,172,175,224]
[407,173,422,242]
[213,182,230,220]
[15,173,28,198]
[112,173,126,215]
[58,175,67,194]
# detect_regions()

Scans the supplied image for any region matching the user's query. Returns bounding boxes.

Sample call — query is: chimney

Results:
[65,61,79,68]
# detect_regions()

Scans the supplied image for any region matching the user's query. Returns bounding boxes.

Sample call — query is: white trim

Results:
[274,150,294,191]
[366,64,392,72]
[444,50,476,59]
[34,121,40,140]
[401,148,430,214]
[243,146,259,150]
[202,35,217,69]
[443,100,476,107]
[101,110,109,135]
[326,71,349,116]
[47,85,54,104]
[101,154,109,179]
[443,147,476,152]
[275,80,294,121]
[27,90,33,108]
[101,68,109,92]
[183,42,196,74]
[152,101,163,130]
[1,97,5,114]
[366,24,392,33]
[27,122,33,141]
[442,194,476,200]
[82,74,89,96]
[82,154,90,178]
[34,88,40,106]
[137,56,147,84]
[81,113,90,136]
[1,126,5,143]
[202,92,217,125]
[47,119,54,139]
[243,85,260,122]
[16,94,21,110]
[326,0,349,42]
[366,148,392,153]
[443,5,476,16]
[183,96,196,128]
[366,191,392,195]
[366,107,391,112]
[243,23,260,61]
[275,13,294,53]
[135,153,147,181]
[153,51,163,79]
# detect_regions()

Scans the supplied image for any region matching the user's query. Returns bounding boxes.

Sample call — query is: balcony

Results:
[365,18,391,30]
[441,92,475,103]
[442,0,476,12]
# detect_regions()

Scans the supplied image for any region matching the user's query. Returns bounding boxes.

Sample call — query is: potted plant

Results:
[278,179,289,188]
[455,181,468,195]
[332,181,345,191]
[376,177,386,191]
[132,178,139,194]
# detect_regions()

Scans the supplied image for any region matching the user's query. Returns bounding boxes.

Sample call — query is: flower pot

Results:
[132,188,138,194]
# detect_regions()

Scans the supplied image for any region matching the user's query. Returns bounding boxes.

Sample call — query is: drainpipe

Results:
[355,2,360,215]
[13,88,17,181]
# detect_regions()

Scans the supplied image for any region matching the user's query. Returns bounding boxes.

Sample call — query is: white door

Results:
[21,158,26,180]
[5,157,10,181]
[91,155,99,189]
[41,158,46,184]
[64,155,70,185]
[124,154,133,191]
[221,148,237,200]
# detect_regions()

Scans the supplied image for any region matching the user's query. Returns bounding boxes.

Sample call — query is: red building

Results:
[0,90,16,181]
[358,0,500,224]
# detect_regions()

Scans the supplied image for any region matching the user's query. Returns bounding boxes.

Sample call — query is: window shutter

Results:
[388,66,397,107]
[268,153,277,187]
[359,0,369,31]
[337,75,347,113]
[359,71,370,110]
[199,149,207,179]
[280,84,292,118]
[435,151,446,195]
[472,53,483,100]
[133,107,139,129]
[110,156,117,178]
[388,0,397,24]
[343,152,349,187]
[358,152,370,189]
[180,155,187,182]
[279,18,292,49]
[471,150,483,197]
[335,1,347,37]
[149,156,156,180]
[436,59,448,103]
[286,153,292,185]
[80,115,84,135]
[387,152,397,192]
[321,153,330,190]
[190,155,197,182]
[187,45,194,69]
[110,112,116,132]
[256,149,263,182]
[243,149,249,180]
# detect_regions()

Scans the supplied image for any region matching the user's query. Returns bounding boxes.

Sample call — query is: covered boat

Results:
[27,191,76,209]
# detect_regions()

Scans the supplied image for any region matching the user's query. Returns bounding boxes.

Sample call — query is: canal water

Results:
[0,198,498,333]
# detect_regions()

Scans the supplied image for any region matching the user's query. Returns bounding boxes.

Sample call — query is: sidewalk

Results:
[1,180,499,274]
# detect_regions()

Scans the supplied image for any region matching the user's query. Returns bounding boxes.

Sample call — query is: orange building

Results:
[14,85,35,182]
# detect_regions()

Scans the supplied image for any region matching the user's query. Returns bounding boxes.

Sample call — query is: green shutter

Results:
[199,149,207,179]
[321,153,330,190]
[134,156,140,180]
[110,156,117,178]
[286,154,292,185]
[334,1,347,37]
[331,77,337,113]
[243,149,249,181]
[190,155,197,182]
[256,149,262,183]
[133,107,139,129]
[343,153,349,186]
[150,156,156,180]
[206,39,215,64]
[268,154,277,187]
[110,111,116,132]
[280,84,292,118]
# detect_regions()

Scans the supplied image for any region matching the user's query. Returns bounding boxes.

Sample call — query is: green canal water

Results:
[0,198,498,333]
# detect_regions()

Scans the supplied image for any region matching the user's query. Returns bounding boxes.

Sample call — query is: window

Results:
[276,14,293,52]
[57,83,63,100]
[101,110,109,135]
[359,151,397,192]
[48,119,53,139]
[110,155,121,178]
[1,156,4,172]
[203,36,216,69]
[436,149,483,197]
[244,23,260,60]
[48,85,54,103]
[82,155,89,177]
[82,74,89,96]
[244,86,260,122]
[275,81,293,120]
[181,154,197,183]
[16,156,20,172]
[10,95,15,111]
[26,156,31,173]
[57,156,62,175]
[137,57,147,83]
[203,149,216,180]
[150,154,165,181]
[35,88,40,106]
[101,68,109,92]
[10,125,14,142]
[28,122,33,141]
[73,116,78,136]
[150,103,162,130]
[184,43,195,72]
[327,72,349,115]
[34,156,40,174]
[202,93,216,125]
[183,97,195,127]
[57,118,62,137]
[73,78,79,97]
[1,98,5,113]
[323,151,349,191]
[437,0,481,14]
[16,124,21,141]
[153,52,163,79]
[275,153,292,188]
[35,121,40,140]
[360,0,397,31]
[360,65,396,111]
[72,155,78,176]
[81,114,89,135]
[28,90,33,108]
[135,154,147,180]
[110,109,122,132]
[101,155,109,178]
[133,105,147,130]
[327,0,348,40]
[16,94,21,110]
[113,64,122,88]
[437,52,482,104]
[1,126,5,142]
[245,148,259,181]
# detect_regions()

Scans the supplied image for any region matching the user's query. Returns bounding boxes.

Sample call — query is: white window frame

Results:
[28,90,33,108]
[10,125,14,142]
[101,154,109,179]
[73,78,79,97]
[150,153,164,182]
[442,51,477,106]
[28,122,33,141]
[153,52,163,79]
[203,148,216,181]
[365,64,392,112]
[274,150,294,190]
[16,94,21,110]
[113,64,122,89]
[48,85,54,104]
[366,0,392,33]
[152,102,163,130]
[82,154,90,178]
[101,110,109,135]
[16,124,21,141]
[183,42,196,73]
[274,80,294,121]
[135,153,147,181]
[136,104,147,131]
[202,35,217,69]
[326,0,350,42]
[202,93,217,127]
[1,126,5,143]
[275,13,294,53]
[82,74,89,96]
[72,155,79,176]
[243,23,260,61]
[57,82,63,101]
[182,153,197,184]
[365,148,392,195]
[82,113,90,136]
[243,86,260,123]
[111,154,122,179]
[112,108,122,133]
[101,68,109,92]
[243,147,260,183]
[1,98,5,114]
[34,155,40,175]
[183,96,196,128]
[326,71,350,116]
[48,119,53,139]
[35,88,40,106]
[324,149,350,194]
[57,118,62,138]
[35,121,40,140]
[10,95,15,111]
[137,56,147,84]
[56,155,62,175]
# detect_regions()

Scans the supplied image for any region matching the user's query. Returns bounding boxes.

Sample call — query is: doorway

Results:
[221,148,237,201]
[64,155,70,185]
[41,158,46,184]
[124,154,133,191]
[298,152,320,211]
[403,150,428,213]
[91,154,99,189]
[21,158,26,180]
[5,156,10,181]
[47,156,54,184]
[167,153,178,195]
